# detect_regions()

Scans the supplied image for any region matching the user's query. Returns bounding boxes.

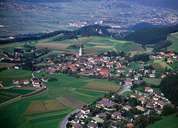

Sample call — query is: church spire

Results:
[79,45,82,56]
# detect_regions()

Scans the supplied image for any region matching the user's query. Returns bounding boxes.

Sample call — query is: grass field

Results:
[26,99,66,115]
[152,60,172,71]
[0,63,16,68]
[171,61,178,70]
[128,62,142,70]
[0,69,32,81]
[133,77,161,92]
[168,32,178,53]
[0,90,19,103]
[0,88,34,104]
[5,88,34,94]
[37,36,144,54]
[147,114,178,128]
[0,42,26,49]
[0,73,119,128]
[36,43,71,51]
[143,78,161,86]
[85,80,120,92]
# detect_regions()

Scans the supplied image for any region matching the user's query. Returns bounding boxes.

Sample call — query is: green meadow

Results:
[37,36,144,54]
[168,32,178,53]
[147,114,178,128]
[0,69,32,81]
[0,72,119,128]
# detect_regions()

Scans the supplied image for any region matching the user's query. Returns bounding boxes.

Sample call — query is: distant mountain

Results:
[15,0,72,2]
[131,0,178,10]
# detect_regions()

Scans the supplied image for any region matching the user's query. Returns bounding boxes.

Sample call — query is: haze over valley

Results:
[0,0,178,37]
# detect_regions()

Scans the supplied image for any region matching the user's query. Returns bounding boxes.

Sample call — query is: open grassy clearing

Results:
[0,41,37,50]
[0,92,19,103]
[113,40,143,53]
[133,77,161,92]
[36,36,144,54]
[171,61,178,70]
[0,72,119,128]
[168,32,178,52]
[130,47,153,57]
[152,60,172,71]
[0,63,16,68]
[57,96,85,109]
[28,109,71,123]
[27,108,73,128]
[128,62,142,70]
[85,80,120,92]
[0,88,34,104]
[36,43,71,51]
[0,42,25,49]
[76,88,106,96]
[0,69,32,80]
[3,88,33,94]
[147,114,178,128]
[26,99,66,115]
[143,78,162,86]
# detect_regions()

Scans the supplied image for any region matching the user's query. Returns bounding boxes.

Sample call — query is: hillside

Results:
[125,24,178,44]
[1,23,178,47]
[36,36,144,55]
[167,32,178,52]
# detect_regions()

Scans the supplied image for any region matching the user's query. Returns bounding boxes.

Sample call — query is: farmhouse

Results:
[92,117,104,123]
[96,98,115,109]
[124,79,133,88]
[72,123,83,128]
[87,122,98,128]
[144,87,154,93]
[111,111,122,120]
[32,78,41,88]
[127,123,134,128]
[98,68,109,78]
[136,105,145,112]
[13,79,30,85]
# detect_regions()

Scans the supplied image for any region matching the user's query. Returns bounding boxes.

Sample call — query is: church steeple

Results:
[79,45,82,57]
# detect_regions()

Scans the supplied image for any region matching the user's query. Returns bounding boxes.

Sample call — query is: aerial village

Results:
[0,44,177,127]
[66,88,171,128]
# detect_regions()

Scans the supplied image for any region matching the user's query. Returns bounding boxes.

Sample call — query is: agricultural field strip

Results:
[26,100,66,115]
[85,84,120,92]
[57,96,85,108]
[77,88,107,93]
[72,90,96,98]
[27,109,72,122]
[36,43,71,50]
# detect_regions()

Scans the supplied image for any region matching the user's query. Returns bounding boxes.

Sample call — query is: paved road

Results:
[59,109,80,128]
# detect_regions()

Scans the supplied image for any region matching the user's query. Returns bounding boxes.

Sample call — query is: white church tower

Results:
[79,45,82,57]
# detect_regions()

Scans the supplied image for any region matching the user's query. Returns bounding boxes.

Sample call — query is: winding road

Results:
[59,109,80,128]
